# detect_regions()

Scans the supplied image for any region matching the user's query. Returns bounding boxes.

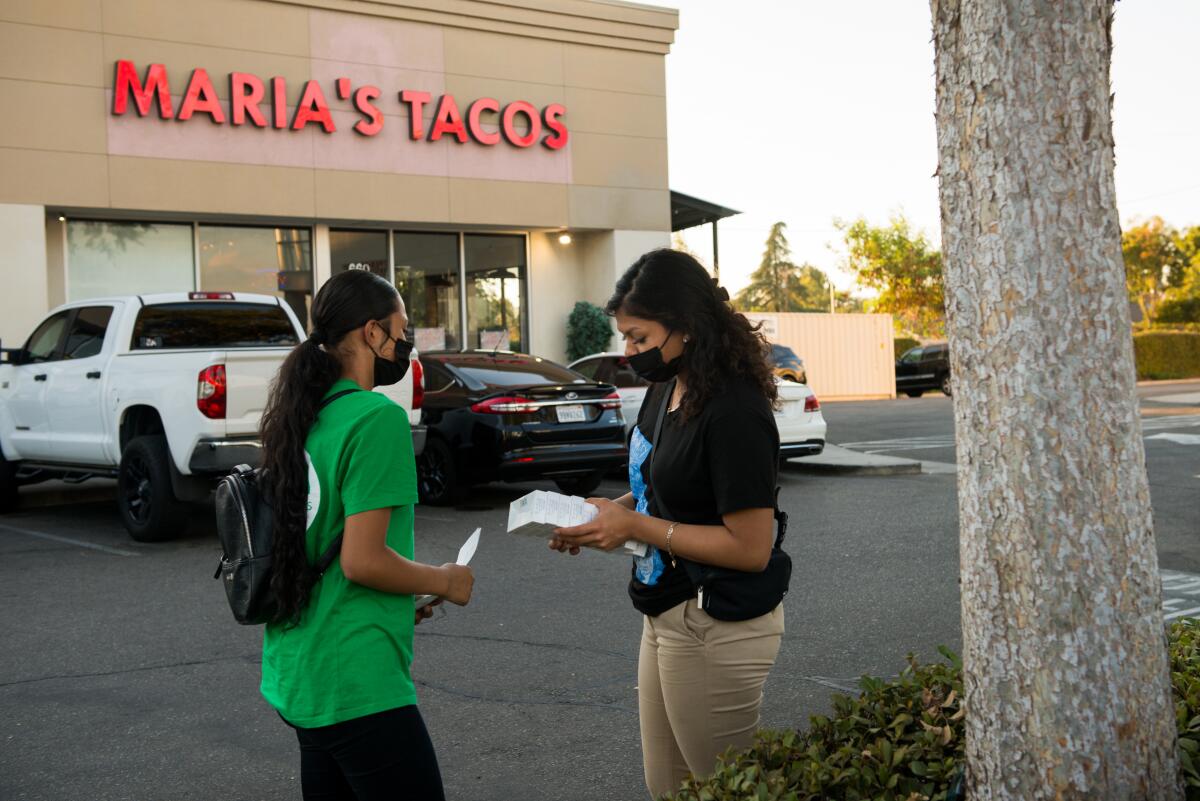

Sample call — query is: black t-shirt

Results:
[627,376,780,616]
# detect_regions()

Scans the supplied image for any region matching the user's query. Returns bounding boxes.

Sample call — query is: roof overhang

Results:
[670,190,741,232]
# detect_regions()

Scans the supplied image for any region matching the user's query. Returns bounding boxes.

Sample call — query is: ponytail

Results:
[260,270,400,622]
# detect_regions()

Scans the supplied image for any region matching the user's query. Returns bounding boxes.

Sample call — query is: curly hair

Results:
[260,270,400,623]
[605,248,778,420]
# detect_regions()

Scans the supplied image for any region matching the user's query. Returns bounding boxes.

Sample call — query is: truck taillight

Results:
[411,359,424,411]
[471,396,538,414]
[599,392,622,410]
[197,365,227,419]
[804,393,820,413]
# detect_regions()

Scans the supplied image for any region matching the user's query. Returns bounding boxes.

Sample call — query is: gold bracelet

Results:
[665,521,678,568]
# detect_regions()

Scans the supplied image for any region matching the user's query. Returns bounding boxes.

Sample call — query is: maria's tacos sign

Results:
[111,60,569,151]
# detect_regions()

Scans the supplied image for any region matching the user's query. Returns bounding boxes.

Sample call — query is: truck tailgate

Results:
[223,348,293,436]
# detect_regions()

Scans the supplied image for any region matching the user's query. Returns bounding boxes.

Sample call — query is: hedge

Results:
[667,620,1200,801]
[1157,297,1200,325]
[1134,331,1200,380]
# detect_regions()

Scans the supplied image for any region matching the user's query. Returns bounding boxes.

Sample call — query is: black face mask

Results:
[628,330,683,383]
[372,323,414,387]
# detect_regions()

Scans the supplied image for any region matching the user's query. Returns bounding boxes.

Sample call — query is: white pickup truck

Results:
[0,292,424,541]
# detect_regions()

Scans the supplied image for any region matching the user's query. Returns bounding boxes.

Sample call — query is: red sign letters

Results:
[112,60,569,150]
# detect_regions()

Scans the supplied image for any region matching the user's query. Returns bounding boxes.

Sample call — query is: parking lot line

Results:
[0,522,141,557]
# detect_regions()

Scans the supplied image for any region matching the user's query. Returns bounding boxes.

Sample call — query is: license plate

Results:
[556,404,587,423]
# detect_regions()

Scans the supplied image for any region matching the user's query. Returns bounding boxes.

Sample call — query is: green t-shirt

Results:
[261,379,420,728]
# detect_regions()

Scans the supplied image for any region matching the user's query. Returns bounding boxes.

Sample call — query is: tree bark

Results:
[929,1,1181,798]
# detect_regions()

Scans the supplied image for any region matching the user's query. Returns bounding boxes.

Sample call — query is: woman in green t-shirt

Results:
[259,270,473,801]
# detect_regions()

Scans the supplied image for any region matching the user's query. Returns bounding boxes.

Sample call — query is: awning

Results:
[670,190,741,232]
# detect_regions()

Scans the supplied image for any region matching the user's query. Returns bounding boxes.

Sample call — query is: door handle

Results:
[34,374,47,382]
[87,371,102,379]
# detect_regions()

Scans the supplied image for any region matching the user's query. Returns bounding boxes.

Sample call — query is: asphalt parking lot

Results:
[1,385,1197,801]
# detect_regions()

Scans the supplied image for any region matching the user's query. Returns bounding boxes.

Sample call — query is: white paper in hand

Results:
[416,527,481,610]
[507,491,647,557]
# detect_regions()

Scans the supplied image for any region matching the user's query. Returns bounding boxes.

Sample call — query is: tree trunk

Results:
[929,1,1181,798]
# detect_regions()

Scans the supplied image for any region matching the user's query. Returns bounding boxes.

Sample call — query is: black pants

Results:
[291,705,445,801]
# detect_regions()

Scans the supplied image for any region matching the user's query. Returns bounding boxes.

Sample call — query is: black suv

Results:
[416,351,628,505]
[895,343,952,397]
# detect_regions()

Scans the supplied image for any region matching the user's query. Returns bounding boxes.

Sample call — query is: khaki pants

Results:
[638,600,785,800]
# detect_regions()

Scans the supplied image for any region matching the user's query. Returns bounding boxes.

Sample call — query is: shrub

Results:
[1173,619,1200,795]
[895,337,920,360]
[667,647,965,801]
[1133,331,1200,380]
[668,623,1200,801]
[566,301,612,362]
[1157,297,1200,325]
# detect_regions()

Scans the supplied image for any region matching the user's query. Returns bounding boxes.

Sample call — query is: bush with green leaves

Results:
[894,337,921,360]
[566,301,613,362]
[1133,331,1200,380]
[1172,619,1200,796]
[667,648,965,801]
[1157,296,1200,325]
[667,623,1200,801]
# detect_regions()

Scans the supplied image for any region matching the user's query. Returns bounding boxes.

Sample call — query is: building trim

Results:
[264,0,678,54]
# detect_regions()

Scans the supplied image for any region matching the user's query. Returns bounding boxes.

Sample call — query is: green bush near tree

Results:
[894,337,921,360]
[1133,331,1200,380]
[1157,296,1200,325]
[566,301,613,362]
[666,621,1200,801]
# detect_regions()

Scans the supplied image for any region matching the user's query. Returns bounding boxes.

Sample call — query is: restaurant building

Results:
[0,0,679,362]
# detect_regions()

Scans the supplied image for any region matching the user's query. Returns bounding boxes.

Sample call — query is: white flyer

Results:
[415,527,481,610]
[508,490,648,557]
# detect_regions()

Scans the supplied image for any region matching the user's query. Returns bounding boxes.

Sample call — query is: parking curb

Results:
[785,459,923,477]
[784,445,923,477]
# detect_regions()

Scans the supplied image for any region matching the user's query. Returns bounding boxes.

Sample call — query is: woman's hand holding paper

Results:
[552,497,636,553]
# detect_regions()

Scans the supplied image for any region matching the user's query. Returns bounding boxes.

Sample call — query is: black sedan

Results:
[415,351,628,505]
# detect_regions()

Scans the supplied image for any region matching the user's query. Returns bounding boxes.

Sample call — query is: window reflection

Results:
[199,226,313,329]
[394,232,461,352]
[331,230,389,279]
[465,234,526,353]
[66,221,193,302]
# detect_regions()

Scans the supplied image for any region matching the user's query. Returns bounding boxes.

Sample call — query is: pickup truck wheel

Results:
[0,448,17,513]
[118,436,185,542]
[940,373,953,397]
[417,438,464,507]
[554,469,606,498]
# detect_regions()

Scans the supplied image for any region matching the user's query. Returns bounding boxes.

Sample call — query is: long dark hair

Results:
[606,248,778,420]
[261,270,400,622]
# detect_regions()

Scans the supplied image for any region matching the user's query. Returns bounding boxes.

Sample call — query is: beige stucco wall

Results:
[0,204,50,347]
[0,0,675,232]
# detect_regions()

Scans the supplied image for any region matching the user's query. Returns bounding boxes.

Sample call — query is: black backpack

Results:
[213,388,358,625]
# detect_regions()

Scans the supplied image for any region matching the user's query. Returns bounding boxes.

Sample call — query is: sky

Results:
[664,0,1200,295]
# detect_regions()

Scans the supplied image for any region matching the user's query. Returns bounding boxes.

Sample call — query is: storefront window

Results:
[330,230,389,279]
[394,232,461,352]
[465,234,526,353]
[199,225,313,329]
[66,221,193,302]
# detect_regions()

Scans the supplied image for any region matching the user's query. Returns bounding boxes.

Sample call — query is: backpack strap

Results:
[319,387,360,410]
[312,534,343,579]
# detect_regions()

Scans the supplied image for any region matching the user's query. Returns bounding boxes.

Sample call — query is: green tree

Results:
[1172,224,1200,298]
[735,222,834,313]
[837,214,945,338]
[1122,217,1188,327]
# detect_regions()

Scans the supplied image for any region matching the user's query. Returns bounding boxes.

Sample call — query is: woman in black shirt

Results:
[553,248,785,799]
